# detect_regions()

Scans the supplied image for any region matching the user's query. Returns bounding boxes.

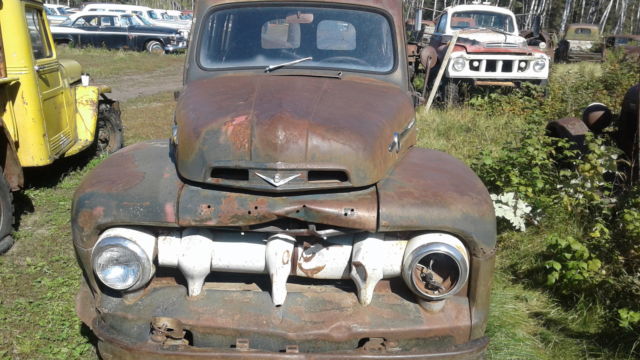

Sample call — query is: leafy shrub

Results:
[469,52,640,345]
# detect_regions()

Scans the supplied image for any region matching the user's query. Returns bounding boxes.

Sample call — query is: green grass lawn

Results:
[0,48,629,359]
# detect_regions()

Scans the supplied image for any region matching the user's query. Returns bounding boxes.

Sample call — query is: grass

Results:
[57,46,185,82]
[0,47,628,359]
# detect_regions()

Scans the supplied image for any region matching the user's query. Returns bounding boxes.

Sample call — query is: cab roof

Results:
[443,4,516,16]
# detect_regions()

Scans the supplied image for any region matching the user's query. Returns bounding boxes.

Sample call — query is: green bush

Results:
[469,52,640,347]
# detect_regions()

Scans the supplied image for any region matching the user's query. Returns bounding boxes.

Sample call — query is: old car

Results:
[555,23,603,63]
[424,4,550,105]
[604,35,640,58]
[71,0,496,358]
[82,3,192,36]
[0,0,123,254]
[51,12,188,53]
[44,6,68,25]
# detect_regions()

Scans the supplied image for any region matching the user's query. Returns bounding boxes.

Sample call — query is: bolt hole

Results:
[343,213,348,216]
[207,205,211,209]
[248,211,252,215]
[350,209,355,212]
[254,206,258,210]
[302,204,306,208]
[296,210,300,213]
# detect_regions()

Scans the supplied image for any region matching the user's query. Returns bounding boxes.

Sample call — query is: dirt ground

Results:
[106,67,183,102]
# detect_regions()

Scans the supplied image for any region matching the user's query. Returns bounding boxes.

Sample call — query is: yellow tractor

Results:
[0,0,123,253]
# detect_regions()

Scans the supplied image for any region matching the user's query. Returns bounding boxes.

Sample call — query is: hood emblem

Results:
[255,172,300,187]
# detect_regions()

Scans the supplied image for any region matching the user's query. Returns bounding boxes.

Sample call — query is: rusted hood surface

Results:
[175,74,415,190]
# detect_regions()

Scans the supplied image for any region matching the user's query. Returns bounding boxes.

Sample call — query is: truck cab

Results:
[72,0,496,358]
[0,0,122,253]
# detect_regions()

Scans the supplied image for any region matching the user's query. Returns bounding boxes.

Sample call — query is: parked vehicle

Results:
[424,4,550,105]
[0,0,123,254]
[555,23,603,63]
[81,3,191,37]
[604,35,640,58]
[44,5,68,25]
[72,0,496,358]
[51,12,188,53]
[44,3,70,15]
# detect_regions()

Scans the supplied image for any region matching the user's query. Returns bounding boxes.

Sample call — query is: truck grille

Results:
[468,59,529,73]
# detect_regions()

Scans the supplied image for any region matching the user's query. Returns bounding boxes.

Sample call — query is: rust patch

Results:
[76,150,145,194]
[76,207,104,233]
[222,114,251,152]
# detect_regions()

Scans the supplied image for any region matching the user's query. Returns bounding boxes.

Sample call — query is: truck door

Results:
[25,5,73,157]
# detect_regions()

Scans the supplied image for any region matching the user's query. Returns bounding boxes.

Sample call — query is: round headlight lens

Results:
[92,237,151,291]
[533,59,546,72]
[451,57,465,72]
[539,42,547,50]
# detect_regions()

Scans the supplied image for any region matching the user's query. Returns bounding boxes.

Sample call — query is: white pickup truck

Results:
[426,4,550,104]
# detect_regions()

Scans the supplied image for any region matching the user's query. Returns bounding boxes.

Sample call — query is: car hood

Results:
[457,30,531,53]
[175,74,416,192]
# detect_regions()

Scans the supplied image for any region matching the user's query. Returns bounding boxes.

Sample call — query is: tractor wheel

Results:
[0,171,14,255]
[94,102,124,155]
[146,40,165,55]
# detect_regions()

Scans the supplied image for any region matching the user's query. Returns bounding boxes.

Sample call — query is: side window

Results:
[25,7,53,60]
[100,16,116,27]
[261,19,300,49]
[436,13,448,33]
[317,20,356,50]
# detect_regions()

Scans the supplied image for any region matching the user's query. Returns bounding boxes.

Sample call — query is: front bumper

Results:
[78,278,487,360]
[165,41,188,52]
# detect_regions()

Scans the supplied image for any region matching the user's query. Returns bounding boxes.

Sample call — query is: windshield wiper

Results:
[265,57,313,73]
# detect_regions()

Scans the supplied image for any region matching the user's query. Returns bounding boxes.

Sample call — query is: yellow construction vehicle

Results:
[0,0,123,253]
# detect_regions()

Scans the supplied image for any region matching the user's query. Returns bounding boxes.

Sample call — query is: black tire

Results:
[95,102,124,155]
[443,80,460,108]
[145,40,164,55]
[0,172,14,255]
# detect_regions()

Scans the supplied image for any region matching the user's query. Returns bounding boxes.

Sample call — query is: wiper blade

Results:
[265,57,313,73]
[486,26,512,36]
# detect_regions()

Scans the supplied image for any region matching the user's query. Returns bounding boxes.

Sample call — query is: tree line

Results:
[405,0,640,35]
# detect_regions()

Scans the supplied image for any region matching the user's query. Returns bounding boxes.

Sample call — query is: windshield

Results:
[148,10,160,20]
[136,15,152,25]
[199,6,395,73]
[451,11,515,33]
[121,15,143,26]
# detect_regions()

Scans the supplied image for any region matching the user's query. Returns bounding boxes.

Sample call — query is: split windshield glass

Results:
[451,11,515,33]
[199,5,395,73]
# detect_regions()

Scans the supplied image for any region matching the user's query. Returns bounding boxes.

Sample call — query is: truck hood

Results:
[457,30,531,53]
[59,58,82,84]
[175,74,416,192]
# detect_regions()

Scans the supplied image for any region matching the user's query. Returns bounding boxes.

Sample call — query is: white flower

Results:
[490,192,532,232]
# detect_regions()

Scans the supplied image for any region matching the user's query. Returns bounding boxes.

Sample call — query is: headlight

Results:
[518,60,528,70]
[539,42,547,50]
[92,229,156,291]
[533,59,546,72]
[402,233,469,301]
[451,57,465,72]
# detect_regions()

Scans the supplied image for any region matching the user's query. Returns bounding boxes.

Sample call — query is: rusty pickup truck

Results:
[71,0,496,358]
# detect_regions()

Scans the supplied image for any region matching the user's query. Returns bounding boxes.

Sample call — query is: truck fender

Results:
[64,86,101,157]
[0,120,23,191]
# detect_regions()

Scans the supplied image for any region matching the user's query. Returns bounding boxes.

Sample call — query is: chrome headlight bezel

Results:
[533,59,546,72]
[91,236,154,291]
[451,57,466,72]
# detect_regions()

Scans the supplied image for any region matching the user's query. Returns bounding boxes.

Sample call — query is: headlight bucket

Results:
[533,59,546,72]
[92,228,156,292]
[402,233,469,301]
[451,57,465,72]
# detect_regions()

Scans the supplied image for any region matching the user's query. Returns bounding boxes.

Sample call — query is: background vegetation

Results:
[0,48,638,359]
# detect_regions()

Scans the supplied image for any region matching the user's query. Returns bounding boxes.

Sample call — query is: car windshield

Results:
[136,15,153,26]
[199,6,395,73]
[148,10,160,20]
[451,11,515,33]
[58,7,69,15]
[121,15,143,26]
